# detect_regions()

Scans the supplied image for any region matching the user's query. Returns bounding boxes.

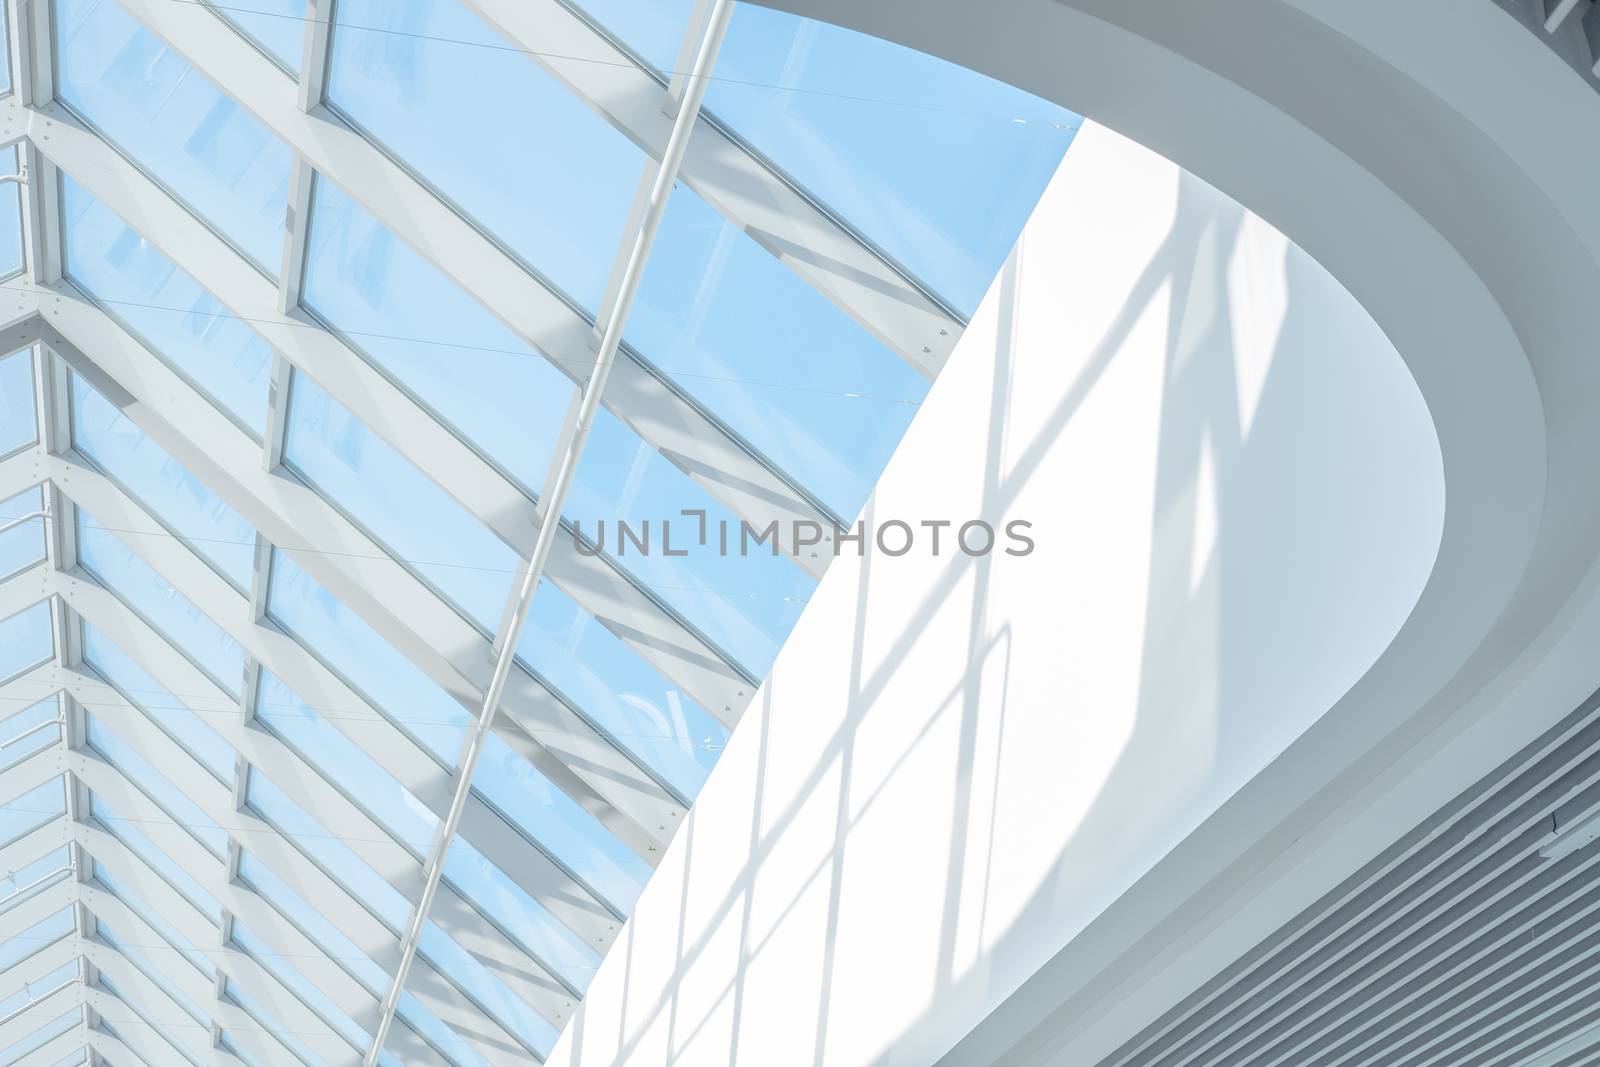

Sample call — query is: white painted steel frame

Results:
[0,0,976,1059]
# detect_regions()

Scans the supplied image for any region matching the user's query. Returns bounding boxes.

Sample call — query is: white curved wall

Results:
[547,124,1443,1067]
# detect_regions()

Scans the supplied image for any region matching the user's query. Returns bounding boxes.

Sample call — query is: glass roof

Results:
[0,0,1077,1061]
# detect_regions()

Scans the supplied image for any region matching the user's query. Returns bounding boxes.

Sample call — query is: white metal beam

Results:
[12,1028,80,1067]
[65,0,839,569]
[296,0,335,112]
[459,0,962,374]
[10,304,683,850]
[363,2,730,1062]
[0,980,79,1052]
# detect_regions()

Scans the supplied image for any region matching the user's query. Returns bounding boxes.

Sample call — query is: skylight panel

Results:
[254,667,601,988]
[0,145,22,279]
[264,550,651,911]
[96,919,209,1025]
[88,791,223,923]
[39,1049,86,1067]
[303,177,814,675]
[205,0,304,74]
[707,4,1078,316]
[93,863,216,981]
[0,775,63,848]
[85,711,229,858]
[55,0,293,273]
[0,347,37,458]
[223,978,331,1067]
[0,486,46,581]
[0,1010,78,1067]
[75,511,247,696]
[0,907,72,974]
[246,773,563,1060]
[632,183,928,520]
[282,370,727,799]
[99,971,205,1067]
[0,848,72,908]
[327,0,643,313]
[0,697,62,772]
[569,0,694,73]
[0,601,51,685]
[70,372,257,590]
[61,177,273,432]
[81,621,237,784]
[0,961,79,1019]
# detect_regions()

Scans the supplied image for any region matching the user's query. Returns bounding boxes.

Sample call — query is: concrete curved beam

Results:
[728,0,1600,1061]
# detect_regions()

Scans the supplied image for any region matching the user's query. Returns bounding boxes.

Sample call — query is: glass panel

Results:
[0,347,37,457]
[283,370,725,797]
[303,178,812,674]
[255,668,600,987]
[237,850,496,1067]
[0,775,64,848]
[633,183,926,520]
[70,372,256,589]
[0,1011,77,1066]
[86,712,229,857]
[265,551,649,910]
[0,848,72,903]
[247,771,561,1058]
[224,977,332,1067]
[327,0,642,312]
[81,621,236,783]
[55,0,293,272]
[570,0,692,73]
[231,918,403,1067]
[207,0,303,73]
[0,961,77,1017]
[0,907,72,973]
[0,7,10,94]
[61,176,273,432]
[0,486,46,580]
[0,145,23,278]
[0,600,51,684]
[89,791,223,922]
[75,513,246,696]
[94,862,217,980]
[97,919,208,1024]
[41,1050,86,1067]
[0,696,61,772]
[706,6,1076,316]
[101,972,203,1067]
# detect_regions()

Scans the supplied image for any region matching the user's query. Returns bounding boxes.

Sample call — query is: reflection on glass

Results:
[255,667,601,987]
[634,184,927,519]
[328,0,642,312]
[284,370,726,797]
[206,0,303,73]
[89,791,223,922]
[304,178,812,675]
[571,0,693,73]
[95,862,217,980]
[71,372,257,589]
[0,775,65,847]
[55,0,292,272]
[0,697,61,772]
[82,621,237,783]
[97,918,208,1023]
[0,485,46,580]
[0,347,37,457]
[76,512,246,696]
[707,5,1077,315]
[226,977,331,1067]
[237,849,500,1067]
[231,917,404,1067]
[62,177,272,431]
[246,770,561,1058]
[0,907,71,973]
[0,145,23,278]
[86,711,229,857]
[0,601,52,685]
[266,552,649,910]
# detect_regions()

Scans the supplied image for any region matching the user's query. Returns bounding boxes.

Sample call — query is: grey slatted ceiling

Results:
[1098,686,1600,1067]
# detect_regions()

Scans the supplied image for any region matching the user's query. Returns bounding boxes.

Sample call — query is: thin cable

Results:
[0,281,926,407]
[181,0,1079,128]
